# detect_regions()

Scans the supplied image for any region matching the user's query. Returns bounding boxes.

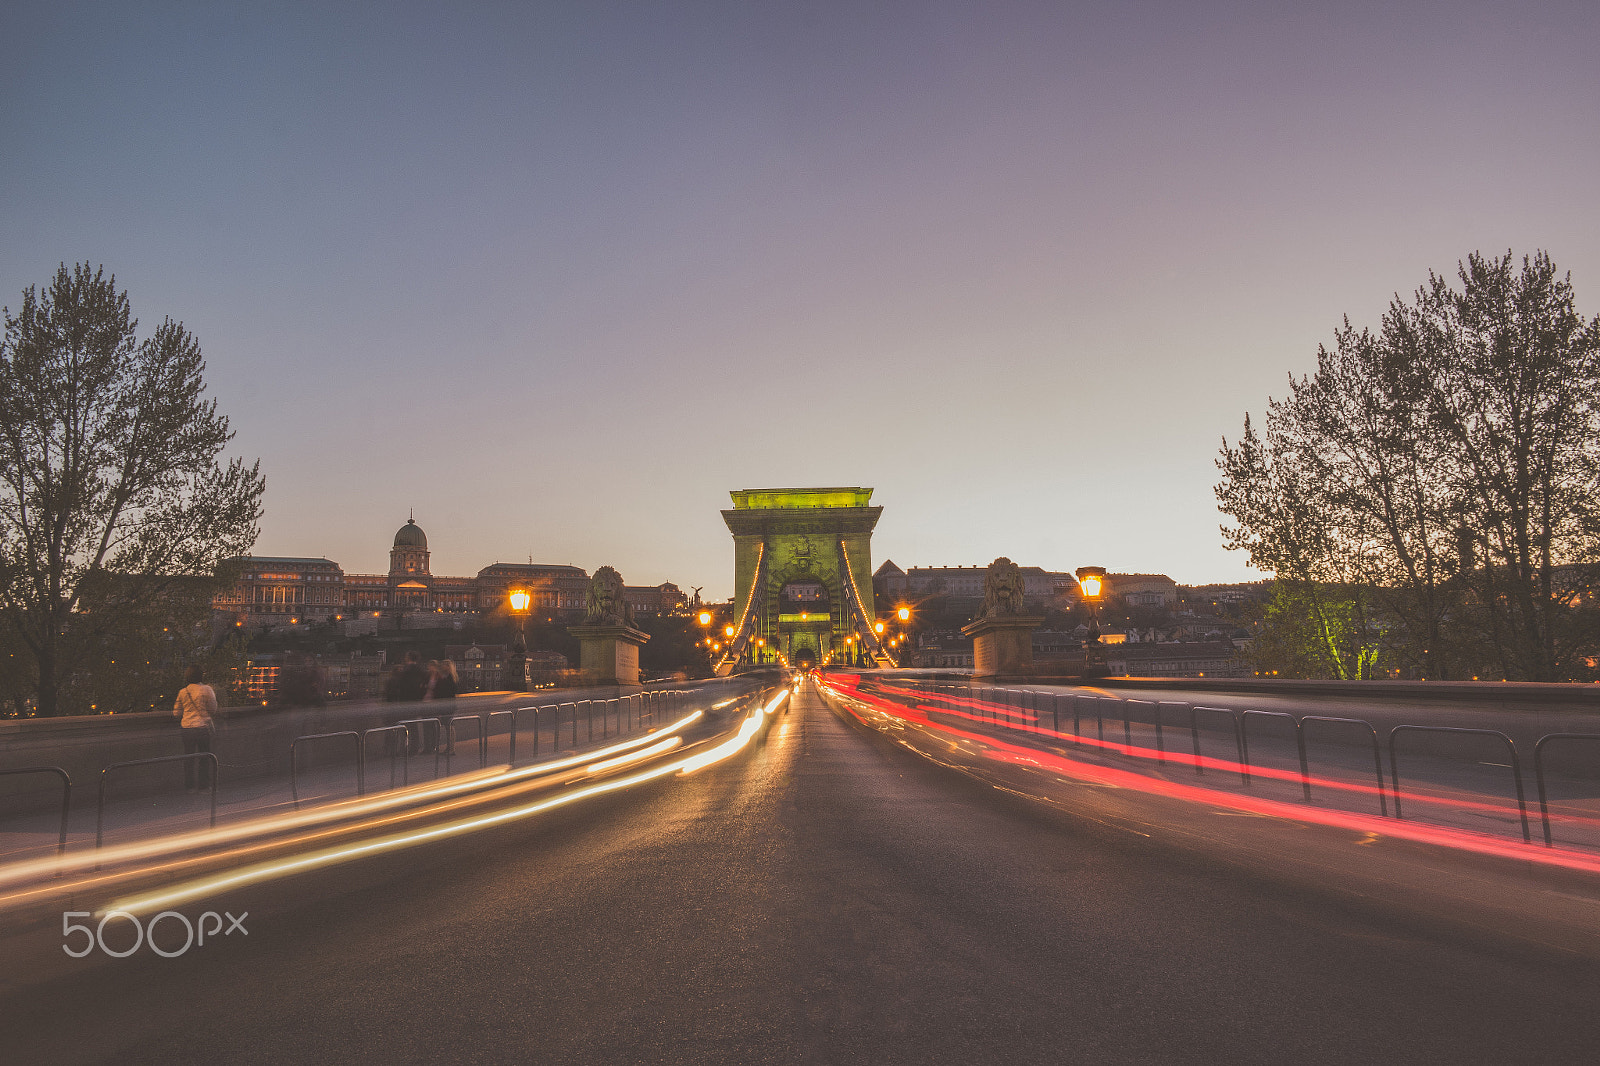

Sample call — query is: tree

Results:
[1217,251,1600,681]
[1242,581,1384,680]
[0,264,264,716]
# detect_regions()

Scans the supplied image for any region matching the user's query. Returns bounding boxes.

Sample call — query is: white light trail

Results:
[97,693,786,917]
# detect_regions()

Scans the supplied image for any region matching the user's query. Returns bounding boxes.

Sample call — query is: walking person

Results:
[427,659,459,754]
[173,665,218,792]
[383,650,430,755]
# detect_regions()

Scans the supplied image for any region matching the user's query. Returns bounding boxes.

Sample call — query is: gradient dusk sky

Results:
[4,2,1597,598]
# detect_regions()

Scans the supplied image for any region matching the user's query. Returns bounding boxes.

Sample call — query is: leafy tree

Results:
[0,264,264,715]
[1244,581,1384,680]
[1217,251,1600,681]
[1404,253,1600,680]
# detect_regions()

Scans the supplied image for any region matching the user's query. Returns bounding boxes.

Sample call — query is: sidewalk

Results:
[0,688,698,865]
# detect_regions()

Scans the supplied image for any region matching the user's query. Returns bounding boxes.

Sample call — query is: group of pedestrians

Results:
[383,650,459,754]
[169,650,465,792]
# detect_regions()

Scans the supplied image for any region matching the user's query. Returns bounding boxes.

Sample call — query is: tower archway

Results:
[717,487,892,673]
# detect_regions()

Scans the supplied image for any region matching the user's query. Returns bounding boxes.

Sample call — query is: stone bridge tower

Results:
[719,487,891,671]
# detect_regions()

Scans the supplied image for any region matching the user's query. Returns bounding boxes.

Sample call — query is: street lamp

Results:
[1074,567,1107,676]
[506,588,531,691]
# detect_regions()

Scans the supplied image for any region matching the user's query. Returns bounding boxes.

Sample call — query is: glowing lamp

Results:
[1075,566,1107,600]
[508,589,531,613]
[874,621,885,634]
[897,607,911,622]
[724,625,736,638]
[698,611,712,626]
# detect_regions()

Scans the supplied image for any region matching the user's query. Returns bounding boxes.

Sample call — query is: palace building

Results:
[213,517,592,628]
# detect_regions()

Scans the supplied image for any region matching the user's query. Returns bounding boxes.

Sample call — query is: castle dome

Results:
[394,518,427,549]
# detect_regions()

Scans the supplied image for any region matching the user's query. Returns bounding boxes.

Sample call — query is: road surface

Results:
[5,678,1599,1064]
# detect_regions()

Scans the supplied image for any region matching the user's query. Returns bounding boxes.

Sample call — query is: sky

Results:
[4,2,1598,599]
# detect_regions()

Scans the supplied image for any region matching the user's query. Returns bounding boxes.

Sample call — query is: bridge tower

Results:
[716,487,894,675]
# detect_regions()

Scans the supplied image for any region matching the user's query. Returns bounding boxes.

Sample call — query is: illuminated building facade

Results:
[214,517,591,627]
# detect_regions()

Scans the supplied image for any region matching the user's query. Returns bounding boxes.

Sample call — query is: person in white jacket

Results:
[173,665,218,792]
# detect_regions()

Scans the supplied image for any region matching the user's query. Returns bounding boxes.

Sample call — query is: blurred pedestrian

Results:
[383,651,430,755]
[427,659,459,754]
[173,665,218,792]
[384,650,429,703]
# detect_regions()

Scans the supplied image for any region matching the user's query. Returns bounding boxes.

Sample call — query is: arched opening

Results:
[777,579,834,668]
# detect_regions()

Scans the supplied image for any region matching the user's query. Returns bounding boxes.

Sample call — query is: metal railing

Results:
[290,731,363,808]
[1241,709,1310,800]
[1389,725,1530,842]
[1,766,71,854]
[1303,716,1387,815]
[1535,733,1600,847]
[0,684,723,858]
[97,753,219,853]
[860,679,1590,850]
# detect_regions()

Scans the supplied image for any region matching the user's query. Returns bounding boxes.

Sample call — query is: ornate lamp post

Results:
[697,610,715,671]
[1074,567,1107,677]
[506,588,531,691]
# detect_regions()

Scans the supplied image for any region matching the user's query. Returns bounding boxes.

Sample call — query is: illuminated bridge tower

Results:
[717,487,893,674]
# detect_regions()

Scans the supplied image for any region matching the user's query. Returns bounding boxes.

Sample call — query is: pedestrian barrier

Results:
[910,680,1546,843]
[447,714,488,769]
[1124,699,1161,761]
[489,709,519,766]
[1,766,71,854]
[1156,701,1191,767]
[289,731,363,808]
[0,682,757,858]
[97,753,219,853]
[862,682,1439,827]
[1191,705,1248,783]
[1240,709,1310,800]
[397,718,444,779]
[1533,733,1600,847]
[1301,716,1386,815]
[1388,725,1530,842]
[361,725,414,788]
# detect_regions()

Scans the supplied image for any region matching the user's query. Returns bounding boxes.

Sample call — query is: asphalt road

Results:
[6,678,1600,1064]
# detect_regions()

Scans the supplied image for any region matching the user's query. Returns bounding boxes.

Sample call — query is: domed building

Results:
[385,516,435,610]
[216,515,594,627]
[343,515,487,614]
[391,517,429,574]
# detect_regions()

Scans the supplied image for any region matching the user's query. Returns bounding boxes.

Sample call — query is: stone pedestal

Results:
[961,615,1044,679]
[569,624,651,687]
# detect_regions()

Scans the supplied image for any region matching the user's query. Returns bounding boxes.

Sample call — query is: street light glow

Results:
[508,589,531,613]
[1075,567,1107,600]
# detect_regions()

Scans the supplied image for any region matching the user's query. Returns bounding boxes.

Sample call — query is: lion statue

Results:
[584,566,634,626]
[980,557,1027,618]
